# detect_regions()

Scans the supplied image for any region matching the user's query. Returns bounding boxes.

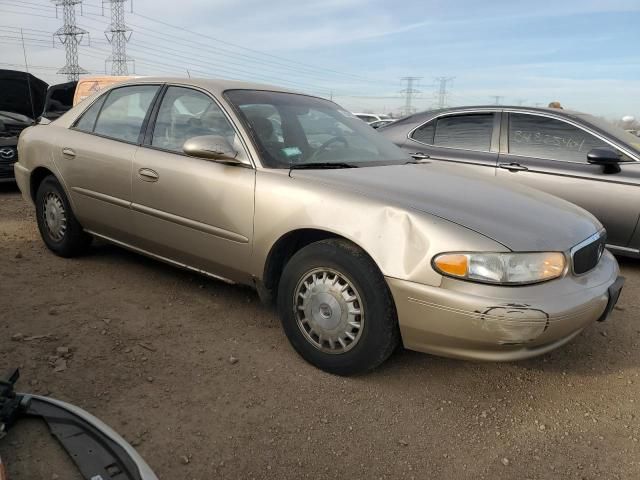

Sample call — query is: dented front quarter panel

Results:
[251,169,506,287]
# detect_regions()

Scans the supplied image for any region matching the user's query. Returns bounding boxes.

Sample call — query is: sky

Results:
[1,0,639,119]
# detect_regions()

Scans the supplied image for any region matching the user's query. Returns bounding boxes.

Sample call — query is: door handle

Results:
[138,168,159,182]
[409,152,430,160]
[498,162,528,172]
[62,147,76,158]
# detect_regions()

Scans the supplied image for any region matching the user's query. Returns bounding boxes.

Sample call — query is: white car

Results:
[353,113,391,124]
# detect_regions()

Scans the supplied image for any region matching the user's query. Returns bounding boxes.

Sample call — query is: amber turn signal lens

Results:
[434,254,468,277]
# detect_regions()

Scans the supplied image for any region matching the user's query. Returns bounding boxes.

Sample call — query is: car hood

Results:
[291,164,601,252]
[42,80,77,120]
[0,110,33,126]
[0,69,48,120]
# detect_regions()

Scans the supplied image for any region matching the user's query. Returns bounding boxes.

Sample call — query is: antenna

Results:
[20,29,37,123]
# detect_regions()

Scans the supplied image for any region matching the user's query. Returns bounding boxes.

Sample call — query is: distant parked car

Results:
[15,80,622,374]
[0,70,48,183]
[369,119,395,129]
[381,106,640,257]
[353,113,390,124]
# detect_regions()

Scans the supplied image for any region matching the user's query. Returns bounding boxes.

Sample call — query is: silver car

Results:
[380,106,640,257]
[14,79,623,374]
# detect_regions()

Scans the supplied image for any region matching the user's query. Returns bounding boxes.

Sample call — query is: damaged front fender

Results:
[253,170,507,287]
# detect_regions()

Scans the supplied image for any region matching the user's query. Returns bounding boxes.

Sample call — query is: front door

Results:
[497,112,640,249]
[131,85,256,283]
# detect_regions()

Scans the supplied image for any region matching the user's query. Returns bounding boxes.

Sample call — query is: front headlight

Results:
[432,252,566,285]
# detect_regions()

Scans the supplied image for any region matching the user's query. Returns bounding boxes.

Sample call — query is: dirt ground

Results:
[1,182,639,480]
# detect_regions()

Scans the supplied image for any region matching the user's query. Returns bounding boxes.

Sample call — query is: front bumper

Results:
[387,250,621,361]
[0,143,18,182]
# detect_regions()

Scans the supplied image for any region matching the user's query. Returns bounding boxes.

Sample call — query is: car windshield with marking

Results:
[225,90,407,168]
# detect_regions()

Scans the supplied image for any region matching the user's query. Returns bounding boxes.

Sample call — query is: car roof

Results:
[111,76,300,96]
[402,105,584,122]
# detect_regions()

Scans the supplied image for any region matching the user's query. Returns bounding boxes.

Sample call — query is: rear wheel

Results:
[35,175,92,257]
[277,239,399,375]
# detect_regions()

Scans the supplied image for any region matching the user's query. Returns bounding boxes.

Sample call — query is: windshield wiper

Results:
[289,162,358,170]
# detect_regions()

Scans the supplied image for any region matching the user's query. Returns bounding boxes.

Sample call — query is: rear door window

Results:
[93,85,160,143]
[433,114,494,151]
[508,113,609,163]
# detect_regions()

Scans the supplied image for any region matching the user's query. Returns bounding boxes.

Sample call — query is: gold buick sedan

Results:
[15,78,623,374]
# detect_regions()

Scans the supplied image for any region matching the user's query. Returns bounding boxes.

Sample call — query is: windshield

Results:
[577,113,640,154]
[225,90,408,168]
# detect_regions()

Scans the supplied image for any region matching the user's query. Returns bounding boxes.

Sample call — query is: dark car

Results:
[0,70,47,183]
[380,106,640,257]
[0,70,75,183]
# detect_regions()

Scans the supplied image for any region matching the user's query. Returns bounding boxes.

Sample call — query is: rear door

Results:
[497,111,640,248]
[54,84,161,242]
[402,111,499,178]
[131,85,256,283]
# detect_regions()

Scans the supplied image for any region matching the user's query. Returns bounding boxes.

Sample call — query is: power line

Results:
[78,0,397,87]
[3,1,398,94]
[2,1,404,98]
[129,10,393,86]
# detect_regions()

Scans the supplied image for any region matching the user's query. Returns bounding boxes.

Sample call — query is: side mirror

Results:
[183,135,241,164]
[587,147,621,165]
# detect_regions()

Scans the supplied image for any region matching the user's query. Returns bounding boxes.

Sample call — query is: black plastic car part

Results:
[0,369,158,480]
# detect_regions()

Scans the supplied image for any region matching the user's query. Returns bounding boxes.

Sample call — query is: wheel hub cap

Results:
[42,192,67,241]
[294,268,364,354]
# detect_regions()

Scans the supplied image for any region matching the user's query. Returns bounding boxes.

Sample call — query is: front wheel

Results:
[277,239,399,375]
[35,175,92,257]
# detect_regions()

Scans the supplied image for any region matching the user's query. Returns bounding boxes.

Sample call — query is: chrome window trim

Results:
[504,110,640,164]
[407,109,501,154]
[570,230,606,276]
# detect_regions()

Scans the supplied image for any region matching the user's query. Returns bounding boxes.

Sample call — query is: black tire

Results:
[35,175,92,257]
[277,238,399,375]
